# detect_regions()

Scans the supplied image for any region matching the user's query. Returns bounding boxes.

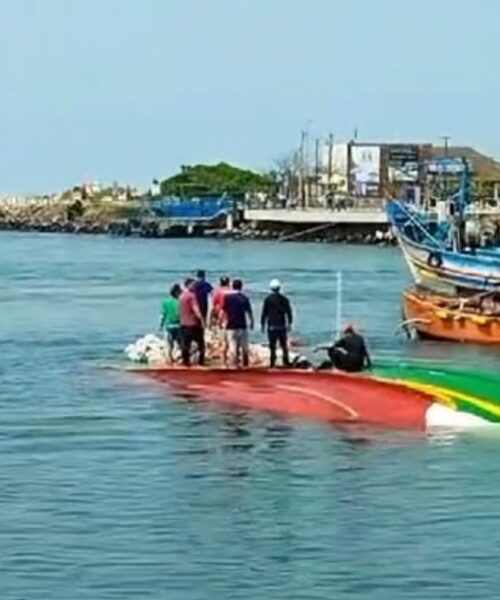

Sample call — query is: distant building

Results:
[318,140,500,201]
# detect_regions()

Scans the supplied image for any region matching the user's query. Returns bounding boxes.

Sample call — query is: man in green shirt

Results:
[159,283,182,362]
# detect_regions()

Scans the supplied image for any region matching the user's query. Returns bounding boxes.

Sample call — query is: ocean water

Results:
[1,231,500,600]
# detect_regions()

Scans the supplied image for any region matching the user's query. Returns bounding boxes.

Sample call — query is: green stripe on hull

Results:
[372,361,500,423]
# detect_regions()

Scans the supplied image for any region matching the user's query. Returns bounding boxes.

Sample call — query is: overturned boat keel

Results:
[127,364,499,430]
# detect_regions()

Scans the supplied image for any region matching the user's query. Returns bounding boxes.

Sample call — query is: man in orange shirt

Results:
[179,278,205,366]
[212,276,231,325]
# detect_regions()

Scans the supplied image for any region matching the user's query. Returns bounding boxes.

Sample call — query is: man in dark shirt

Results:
[315,325,371,372]
[222,279,254,367]
[261,278,293,368]
[192,269,213,322]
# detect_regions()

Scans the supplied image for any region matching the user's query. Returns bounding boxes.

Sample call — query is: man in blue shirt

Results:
[222,279,254,367]
[192,269,213,322]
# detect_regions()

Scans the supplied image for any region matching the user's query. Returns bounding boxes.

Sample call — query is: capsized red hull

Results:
[130,367,436,430]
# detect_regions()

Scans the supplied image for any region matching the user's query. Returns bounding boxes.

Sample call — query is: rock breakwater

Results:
[0,200,394,245]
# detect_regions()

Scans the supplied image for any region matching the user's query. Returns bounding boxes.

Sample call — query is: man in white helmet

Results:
[261,278,293,368]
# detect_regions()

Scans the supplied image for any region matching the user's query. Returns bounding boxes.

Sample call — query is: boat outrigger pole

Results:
[393,200,442,249]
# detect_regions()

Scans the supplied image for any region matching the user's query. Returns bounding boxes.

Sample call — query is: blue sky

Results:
[0,0,498,193]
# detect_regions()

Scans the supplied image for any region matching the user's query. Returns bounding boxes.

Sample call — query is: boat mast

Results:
[335,270,343,338]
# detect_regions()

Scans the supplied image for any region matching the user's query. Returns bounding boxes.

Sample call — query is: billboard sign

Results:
[426,157,471,175]
[388,145,420,182]
[350,145,380,196]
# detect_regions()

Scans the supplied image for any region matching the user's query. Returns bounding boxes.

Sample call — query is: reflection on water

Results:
[2,232,500,600]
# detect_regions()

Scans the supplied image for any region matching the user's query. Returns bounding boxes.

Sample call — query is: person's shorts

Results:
[166,326,182,346]
[226,329,249,354]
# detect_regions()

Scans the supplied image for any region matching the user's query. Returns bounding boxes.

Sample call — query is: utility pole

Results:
[315,138,320,177]
[314,137,320,204]
[440,135,451,204]
[304,128,310,208]
[299,130,306,208]
[441,135,451,157]
[301,120,313,208]
[327,133,333,188]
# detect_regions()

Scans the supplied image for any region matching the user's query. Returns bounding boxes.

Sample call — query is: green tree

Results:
[160,162,274,196]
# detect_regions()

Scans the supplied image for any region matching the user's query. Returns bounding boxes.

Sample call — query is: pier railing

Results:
[243,194,386,211]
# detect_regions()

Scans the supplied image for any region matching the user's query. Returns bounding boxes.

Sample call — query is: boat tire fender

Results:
[427,252,443,268]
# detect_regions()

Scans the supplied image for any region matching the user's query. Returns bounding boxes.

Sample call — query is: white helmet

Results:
[269,278,281,291]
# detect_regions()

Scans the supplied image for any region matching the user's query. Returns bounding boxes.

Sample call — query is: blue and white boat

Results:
[388,158,500,293]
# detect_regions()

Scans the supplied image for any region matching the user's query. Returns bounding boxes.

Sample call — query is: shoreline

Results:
[0,196,395,245]
[0,217,395,246]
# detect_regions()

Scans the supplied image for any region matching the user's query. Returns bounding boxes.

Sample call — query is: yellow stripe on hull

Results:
[374,377,457,408]
[388,378,500,420]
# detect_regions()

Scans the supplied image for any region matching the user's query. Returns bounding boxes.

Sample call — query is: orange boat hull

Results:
[129,366,436,430]
[403,289,500,344]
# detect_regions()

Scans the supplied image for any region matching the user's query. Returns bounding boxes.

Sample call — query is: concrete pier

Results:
[244,208,388,225]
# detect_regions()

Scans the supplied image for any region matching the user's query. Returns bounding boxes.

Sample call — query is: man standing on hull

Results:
[222,279,254,367]
[159,283,182,363]
[192,269,213,324]
[212,275,231,327]
[261,278,293,368]
[179,278,205,366]
[212,275,232,365]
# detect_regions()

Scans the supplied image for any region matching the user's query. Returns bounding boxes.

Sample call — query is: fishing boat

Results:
[389,201,500,292]
[401,287,500,344]
[387,157,500,293]
[127,361,500,430]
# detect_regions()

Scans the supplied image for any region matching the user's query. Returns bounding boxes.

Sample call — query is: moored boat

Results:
[402,287,500,344]
[387,155,500,293]
[391,220,500,293]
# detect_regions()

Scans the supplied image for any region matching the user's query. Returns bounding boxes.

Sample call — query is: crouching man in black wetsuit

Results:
[314,325,371,372]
